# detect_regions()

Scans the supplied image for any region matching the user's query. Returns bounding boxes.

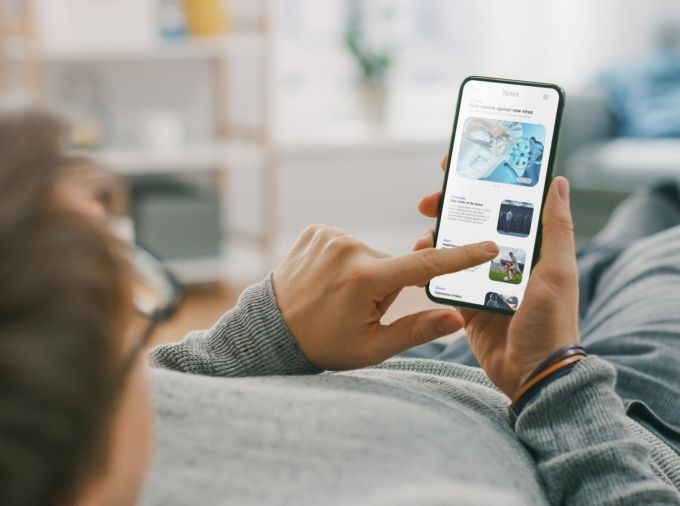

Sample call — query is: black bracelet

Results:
[520,344,587,387]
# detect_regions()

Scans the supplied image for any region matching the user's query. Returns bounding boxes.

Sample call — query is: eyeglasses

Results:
[120,244,182,374]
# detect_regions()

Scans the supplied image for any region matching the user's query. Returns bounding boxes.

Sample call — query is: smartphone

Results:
[427,76,565,315]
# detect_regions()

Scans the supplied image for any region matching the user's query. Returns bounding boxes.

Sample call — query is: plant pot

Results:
[358,82,389,125]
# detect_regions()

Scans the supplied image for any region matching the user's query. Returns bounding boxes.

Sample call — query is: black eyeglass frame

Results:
[119,245,182,377]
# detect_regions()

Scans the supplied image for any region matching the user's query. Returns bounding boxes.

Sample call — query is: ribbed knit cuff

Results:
[514,356,622,435]
[149,274,321,377]
[514,356,645,500]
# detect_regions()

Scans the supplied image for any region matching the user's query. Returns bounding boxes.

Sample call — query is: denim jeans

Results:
[402,182,680,454]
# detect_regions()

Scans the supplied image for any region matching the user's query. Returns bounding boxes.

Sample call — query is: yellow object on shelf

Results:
[184,0,229,36]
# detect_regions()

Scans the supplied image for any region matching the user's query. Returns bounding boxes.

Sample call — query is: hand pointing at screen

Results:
[414,155,580,398]
[273,225,498,372]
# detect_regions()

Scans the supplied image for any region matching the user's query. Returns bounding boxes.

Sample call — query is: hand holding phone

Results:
[427,77,565,315]
[417,172,580,399]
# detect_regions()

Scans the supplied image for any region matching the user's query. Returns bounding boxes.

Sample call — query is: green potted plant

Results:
[345,2,396,124]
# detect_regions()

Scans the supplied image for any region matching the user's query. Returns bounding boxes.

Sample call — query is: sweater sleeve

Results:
[147,275,321,377]
[515,356,680,505]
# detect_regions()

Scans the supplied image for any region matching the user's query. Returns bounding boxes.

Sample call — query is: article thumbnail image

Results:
[497,200,534,238]
[489,246,526,285]
[484,292,519,311]
[456,117,546,187]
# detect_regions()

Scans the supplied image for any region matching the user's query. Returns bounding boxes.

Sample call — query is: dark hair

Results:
[0,111,130,505]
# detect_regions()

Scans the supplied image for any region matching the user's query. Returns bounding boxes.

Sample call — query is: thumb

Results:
[540,177,576,265]
[369,310,463,360]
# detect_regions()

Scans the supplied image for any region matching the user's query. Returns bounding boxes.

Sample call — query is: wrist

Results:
[517,344,586,386]
[508,339,582,395]
[511,344,588,414]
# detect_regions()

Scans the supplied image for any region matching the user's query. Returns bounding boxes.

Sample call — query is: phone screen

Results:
[427,77,564,314]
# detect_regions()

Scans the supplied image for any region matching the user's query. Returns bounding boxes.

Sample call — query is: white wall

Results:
[271,0,680,258]
[277,0,680,126]
[27,0,680,262]
[275,142,446,256]
[461,0,680,88]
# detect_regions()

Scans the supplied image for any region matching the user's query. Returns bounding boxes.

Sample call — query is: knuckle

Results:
[301,223,323,239]
[458,244,476,267]
[542,264,576,284]
[557,216,574,234]
[407,322,426,348]
[422,229,435,244]
[317,225,346,243]
[328,234,361,255]
[544,214,574,235]
[417,248,441,276]
[305,224,342,247]
[299,224,344,252]
[315,224,333,239]
[556,214,575,233]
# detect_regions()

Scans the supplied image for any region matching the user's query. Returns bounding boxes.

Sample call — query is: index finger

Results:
[441,155,448,172]
[376,241,498,291]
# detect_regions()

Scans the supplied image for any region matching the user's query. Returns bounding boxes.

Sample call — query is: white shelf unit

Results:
[0,0,41,96]
[1,1,278,286]
[79,141,265,176]
[11,36,235,63]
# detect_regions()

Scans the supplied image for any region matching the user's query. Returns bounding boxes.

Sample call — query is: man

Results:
[504,208,514,232]
[509,250,522,281]
[1,113,679,506]
[504,258,514,281]
[142,160,680,503]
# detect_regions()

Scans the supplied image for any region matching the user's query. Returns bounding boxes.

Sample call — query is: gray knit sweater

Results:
[143,277,680,505]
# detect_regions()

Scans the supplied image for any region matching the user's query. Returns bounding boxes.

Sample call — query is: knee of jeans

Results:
[624,225,680,266]
[589,226,680,305]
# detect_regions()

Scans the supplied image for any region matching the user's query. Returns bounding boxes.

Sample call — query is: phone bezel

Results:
[426,76,566,316]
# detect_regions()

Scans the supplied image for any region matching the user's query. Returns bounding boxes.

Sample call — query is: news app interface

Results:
[429,79,561,313]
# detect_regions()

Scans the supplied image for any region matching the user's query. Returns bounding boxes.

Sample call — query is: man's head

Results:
[0,110,152,506]
[509,252,515,258]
